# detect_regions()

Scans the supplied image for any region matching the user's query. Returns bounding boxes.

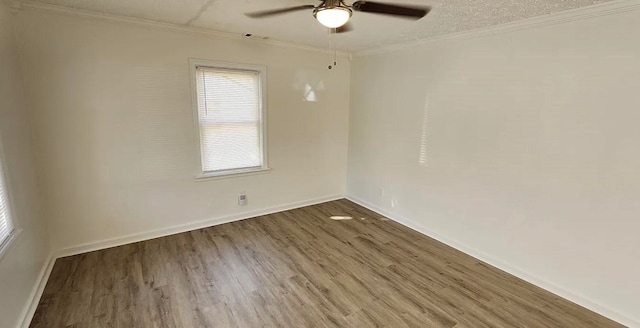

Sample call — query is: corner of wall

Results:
[344,194,640,327]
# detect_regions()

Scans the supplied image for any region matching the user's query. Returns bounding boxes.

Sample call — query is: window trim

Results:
[0,137,20,263]
[189,58,269,180]
[0,229,21,262]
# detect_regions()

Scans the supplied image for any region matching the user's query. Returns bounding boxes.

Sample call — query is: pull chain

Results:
[328,30,337,70]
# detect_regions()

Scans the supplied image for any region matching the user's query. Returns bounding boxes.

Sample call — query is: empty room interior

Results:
[1,0,639,326]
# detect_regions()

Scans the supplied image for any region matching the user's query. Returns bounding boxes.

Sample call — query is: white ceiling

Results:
[20,0,613,52]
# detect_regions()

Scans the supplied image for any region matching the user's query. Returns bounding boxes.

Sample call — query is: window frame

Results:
[189,58,269,180]
[0,137,20,262]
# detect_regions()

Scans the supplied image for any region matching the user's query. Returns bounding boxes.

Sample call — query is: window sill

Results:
[0,228,22,263]
[195,167,271,182]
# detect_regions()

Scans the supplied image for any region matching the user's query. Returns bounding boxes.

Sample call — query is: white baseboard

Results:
[18,254,55,328]
[23,194,635,327]
[55,194,344,258]
[346,194,639,328]
[19,194,344,328]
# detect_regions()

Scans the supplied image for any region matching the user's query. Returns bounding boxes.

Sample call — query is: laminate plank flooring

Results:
[30,199,624,327]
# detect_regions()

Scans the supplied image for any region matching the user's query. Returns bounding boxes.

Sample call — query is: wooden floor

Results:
[31,199,623,327]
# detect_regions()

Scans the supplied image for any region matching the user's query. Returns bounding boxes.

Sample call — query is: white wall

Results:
[14,8,350,252]
[0,3,51,328]
[348,8,640,327]
[9,2,639,327]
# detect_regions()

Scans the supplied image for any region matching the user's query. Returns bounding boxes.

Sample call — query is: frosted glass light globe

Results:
[314,7,352,28]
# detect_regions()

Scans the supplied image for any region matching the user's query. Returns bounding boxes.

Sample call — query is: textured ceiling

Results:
[20,0,613,52]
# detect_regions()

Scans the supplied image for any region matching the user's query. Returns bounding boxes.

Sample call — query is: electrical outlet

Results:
[238,193,247,206]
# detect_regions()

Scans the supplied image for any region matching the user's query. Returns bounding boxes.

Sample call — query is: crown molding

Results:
[14,0,640,59]
[355,0,640,57]
[15,0,351,57]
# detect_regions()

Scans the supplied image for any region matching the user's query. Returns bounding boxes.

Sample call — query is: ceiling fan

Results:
[244,0,431,32]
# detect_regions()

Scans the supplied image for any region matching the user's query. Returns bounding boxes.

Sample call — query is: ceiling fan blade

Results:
[245,5,316,18]
[335,21,353,33]
[351,1,430,19]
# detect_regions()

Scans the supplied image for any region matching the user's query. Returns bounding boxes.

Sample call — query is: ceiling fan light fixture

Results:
[314,6,352,28]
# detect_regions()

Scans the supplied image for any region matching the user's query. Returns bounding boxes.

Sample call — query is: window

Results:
[190,59,268,178]
[0,144,15,257]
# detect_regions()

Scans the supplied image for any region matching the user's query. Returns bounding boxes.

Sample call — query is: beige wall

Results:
[348,8,640,327]
[0,3,50,328]
[7,2,640,327]
[14,9,350,252]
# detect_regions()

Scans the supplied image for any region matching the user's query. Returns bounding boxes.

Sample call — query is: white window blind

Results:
[195,65,265,174]
[0,153,14,250]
